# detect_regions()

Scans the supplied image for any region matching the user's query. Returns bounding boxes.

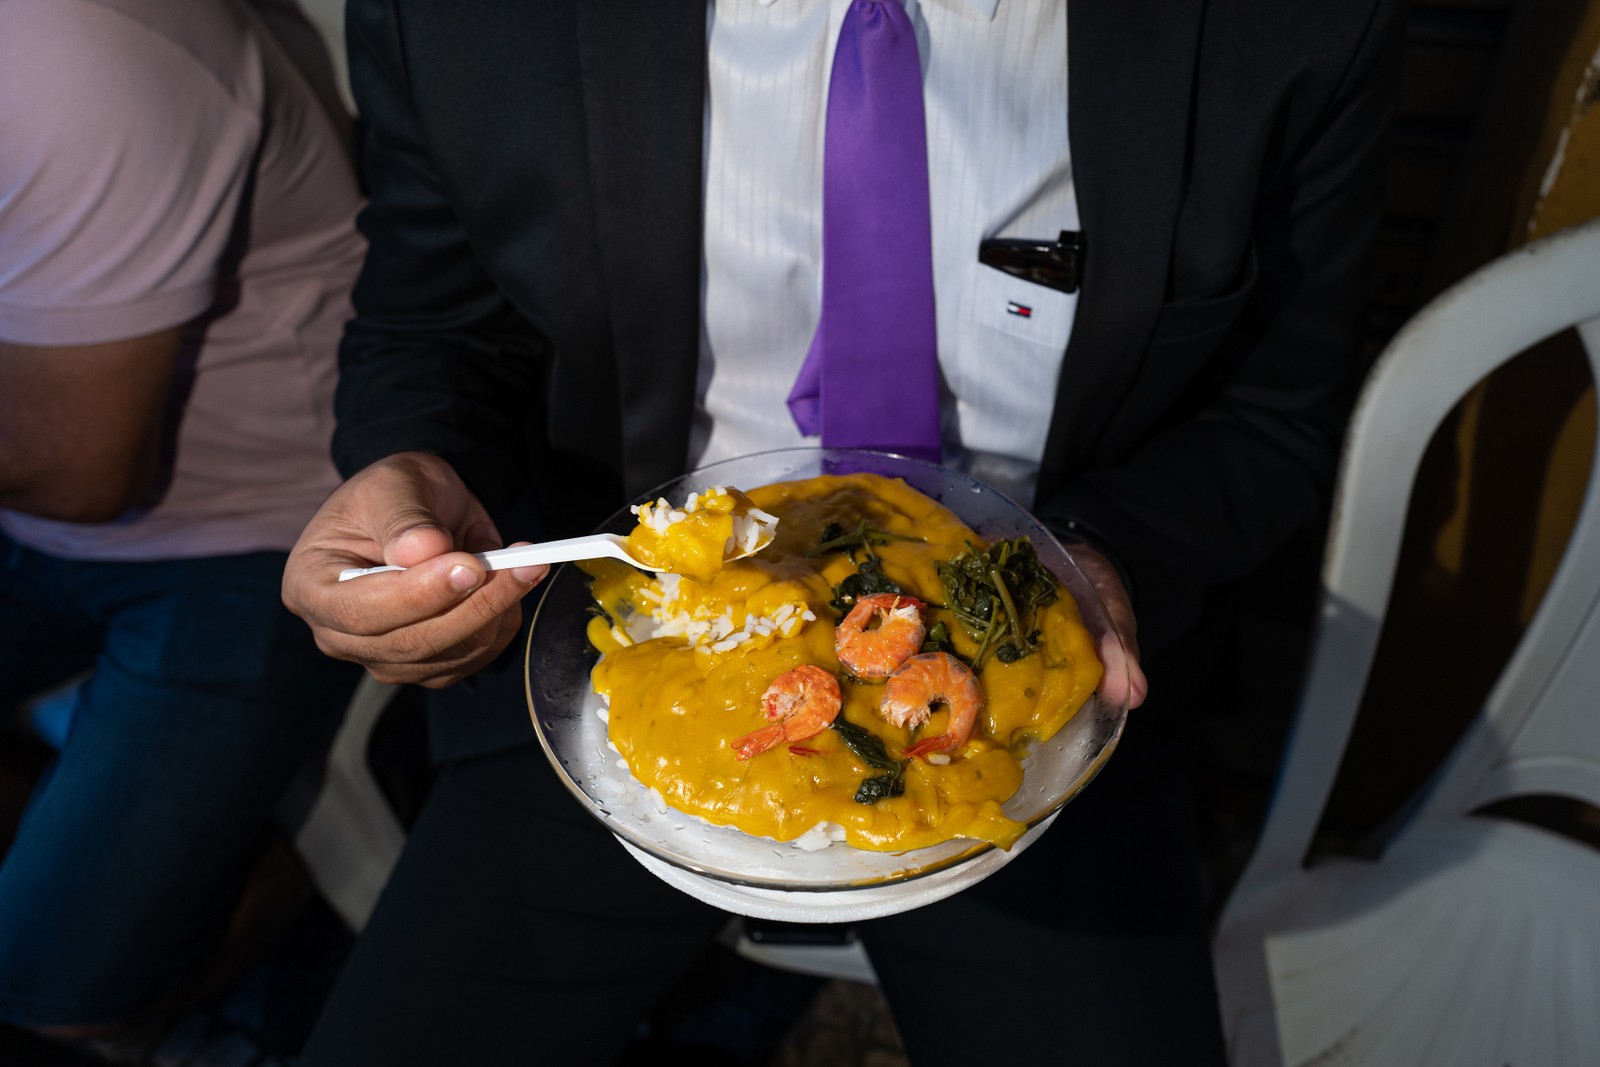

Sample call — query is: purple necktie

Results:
[786,0,942,463]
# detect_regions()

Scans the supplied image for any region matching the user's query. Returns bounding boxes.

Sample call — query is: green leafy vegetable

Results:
[828,556,906,614]
[919,619,967,663]
[854,772,905,805]
[830,716,907,804]
[806,520,923,559]
[829,716,900,772]
[936,537,1060,670]
[809,520,926,613]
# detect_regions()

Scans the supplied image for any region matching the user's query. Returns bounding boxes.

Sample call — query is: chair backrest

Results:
[287,673,407,931]
[1231,216,1600,899]
[290,0,355,114]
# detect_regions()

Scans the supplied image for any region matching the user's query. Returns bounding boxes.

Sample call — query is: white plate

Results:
[524,448,1126,919]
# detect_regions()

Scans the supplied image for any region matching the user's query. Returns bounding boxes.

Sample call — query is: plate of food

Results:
[524,448,1127,921]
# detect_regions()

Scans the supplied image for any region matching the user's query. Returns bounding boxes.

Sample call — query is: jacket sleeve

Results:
[1037,0,1404,654]
[331,0,548,515]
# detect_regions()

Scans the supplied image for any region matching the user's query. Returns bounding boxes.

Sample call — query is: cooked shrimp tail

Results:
[835,593,927,680]
[879,652,984,761]
[731,722,790,761]
[733,664,843,760]
[902,733,960,760]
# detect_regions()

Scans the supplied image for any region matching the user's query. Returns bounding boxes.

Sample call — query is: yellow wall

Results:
[1325,9,1600,839]
[1514,18,1600,617]
[1433,11,1600,625]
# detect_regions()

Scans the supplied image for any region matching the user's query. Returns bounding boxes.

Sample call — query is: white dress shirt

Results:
[690,0,1076,505]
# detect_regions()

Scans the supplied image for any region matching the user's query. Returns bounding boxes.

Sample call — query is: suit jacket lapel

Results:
[1038,0,1203,499]
[576,0,707,498]
[572,2,1202,500]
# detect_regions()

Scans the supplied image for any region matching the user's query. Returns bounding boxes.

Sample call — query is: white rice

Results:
[591,492,834,849]
[642,576,815,659]
[629,487,779,564]
[630,485,756,533]
[629,495,695,536]
[731,506,780,554]
[791,820,848,851]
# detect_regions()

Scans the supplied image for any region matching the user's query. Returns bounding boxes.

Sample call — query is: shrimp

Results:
[732,664,843,760]
[879,652,984,761]
[834,593,927,680]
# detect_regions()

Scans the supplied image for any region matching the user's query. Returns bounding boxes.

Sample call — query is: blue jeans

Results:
[0,534,359,1028]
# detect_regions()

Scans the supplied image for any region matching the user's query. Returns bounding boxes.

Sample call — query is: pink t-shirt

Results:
[0,0,365,560]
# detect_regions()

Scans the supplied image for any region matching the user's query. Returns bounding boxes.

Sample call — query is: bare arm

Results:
[0,327,182,522]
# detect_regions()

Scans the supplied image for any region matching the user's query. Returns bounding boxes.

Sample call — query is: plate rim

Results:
[524,447,1128,896]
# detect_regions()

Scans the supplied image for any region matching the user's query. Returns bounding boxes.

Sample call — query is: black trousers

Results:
[302,667,1227,1066]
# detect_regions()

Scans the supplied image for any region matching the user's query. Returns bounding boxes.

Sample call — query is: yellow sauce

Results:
[585,472,1102,852]
[623,486,761,585]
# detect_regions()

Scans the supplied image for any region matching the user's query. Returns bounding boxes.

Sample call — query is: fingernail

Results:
[449,565,480,592]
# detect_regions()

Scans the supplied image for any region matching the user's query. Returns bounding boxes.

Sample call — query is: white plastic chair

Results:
[1212,216,1600,1066]
[288,673,408,931]
[261,0,407,933]
[725,920,878,985]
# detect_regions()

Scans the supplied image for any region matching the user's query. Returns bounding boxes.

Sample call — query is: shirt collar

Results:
[754,0,1001,22]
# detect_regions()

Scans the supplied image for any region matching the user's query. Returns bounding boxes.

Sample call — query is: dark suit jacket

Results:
[334,0,1401,666]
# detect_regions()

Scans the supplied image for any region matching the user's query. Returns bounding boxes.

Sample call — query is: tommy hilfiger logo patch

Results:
[1006,301,1033,318]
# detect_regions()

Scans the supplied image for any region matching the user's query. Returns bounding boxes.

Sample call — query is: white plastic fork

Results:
[337,527,775,582]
